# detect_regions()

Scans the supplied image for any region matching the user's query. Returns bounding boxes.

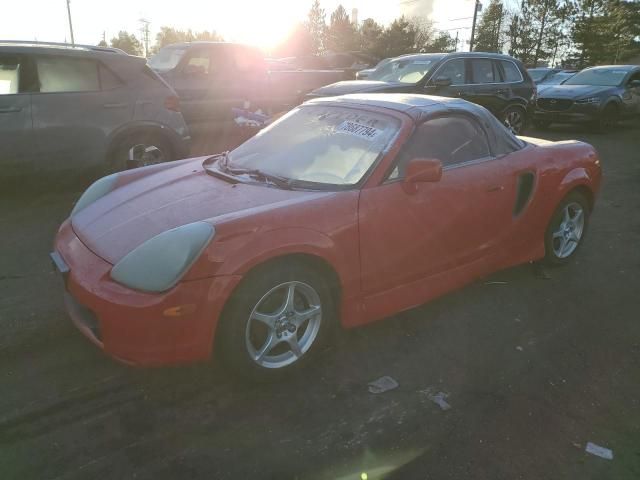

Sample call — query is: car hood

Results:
[71,158,330,264]
[310,80,410,97]
[537,84,615,99]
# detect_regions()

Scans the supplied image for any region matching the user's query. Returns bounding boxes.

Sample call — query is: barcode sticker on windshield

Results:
[336,121,382,140]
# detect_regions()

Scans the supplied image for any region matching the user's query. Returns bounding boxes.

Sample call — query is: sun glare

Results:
[212,0,306,51]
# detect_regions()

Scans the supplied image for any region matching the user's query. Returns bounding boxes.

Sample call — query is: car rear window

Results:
[502,61,523,82]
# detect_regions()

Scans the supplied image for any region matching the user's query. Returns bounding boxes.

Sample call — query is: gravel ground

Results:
[1,121,639,480]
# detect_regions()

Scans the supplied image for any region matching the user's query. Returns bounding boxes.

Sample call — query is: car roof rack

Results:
[0,40,127,54]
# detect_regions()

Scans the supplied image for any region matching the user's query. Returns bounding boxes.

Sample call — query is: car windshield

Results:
[542,72,575,84]
[148,46,188,72]
[528,69,550,81]
[564,68,629,86]
[224,105,400,188]
[368,58,434,83]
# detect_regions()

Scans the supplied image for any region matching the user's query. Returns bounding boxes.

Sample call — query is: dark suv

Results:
[0,41,190,178]
[307,52,535,134]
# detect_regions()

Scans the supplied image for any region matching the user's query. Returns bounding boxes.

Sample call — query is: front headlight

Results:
[71,173,119,216]
[110,222,215,293]
[576,97,601,104]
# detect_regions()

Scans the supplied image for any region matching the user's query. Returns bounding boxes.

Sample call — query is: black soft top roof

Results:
[306,93,526,154]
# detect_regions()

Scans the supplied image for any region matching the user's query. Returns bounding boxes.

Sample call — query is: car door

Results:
[0,52,34,172]
[463,58,509,116]
[31,54,134,170]
[358,114,516,307]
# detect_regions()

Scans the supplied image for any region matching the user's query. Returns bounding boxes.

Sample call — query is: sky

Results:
[2,0,495,53]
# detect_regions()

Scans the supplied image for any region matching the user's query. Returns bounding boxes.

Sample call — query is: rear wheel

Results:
[109,132,173,171]
[217,262,335,381]
[544,191,590,266]
[502,105,527,134]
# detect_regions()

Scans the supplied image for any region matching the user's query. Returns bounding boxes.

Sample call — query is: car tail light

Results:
[164,95,181,112]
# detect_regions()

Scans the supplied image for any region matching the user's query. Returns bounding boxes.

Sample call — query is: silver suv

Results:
[0,41,190,177]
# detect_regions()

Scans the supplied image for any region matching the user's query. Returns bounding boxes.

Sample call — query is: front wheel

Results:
[217,262,335,381]
[544,192,590,266]
[502,106,527,135]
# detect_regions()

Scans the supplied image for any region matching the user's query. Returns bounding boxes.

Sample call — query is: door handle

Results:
[0,107,22,113]
[496,89,508,94]
[102,102,128,109]
[487,185,504,193]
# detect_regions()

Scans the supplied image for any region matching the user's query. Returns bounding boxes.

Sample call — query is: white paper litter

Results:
[368,376,399,394]
[421,388,451,410]
[585,442,613,460]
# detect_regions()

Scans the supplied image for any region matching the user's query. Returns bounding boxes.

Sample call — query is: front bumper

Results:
[53,220,241,366]
[534,101,602,124]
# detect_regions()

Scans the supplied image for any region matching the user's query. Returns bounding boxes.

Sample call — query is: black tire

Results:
[533,119,551,130]
[217,261,336,382]
[593,103,619,133]
[108,132,174,172]
[502,105,527,135]
[543,191,590,266]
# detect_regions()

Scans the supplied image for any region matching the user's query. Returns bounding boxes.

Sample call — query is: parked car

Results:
[528,67,562,84]
[52,94,601,380]
[0,41,190,178]
[150,42,346,126]
[534,65,640,130]
[536,70,577,94]
[356,57,393,80]
[307,52,536,134]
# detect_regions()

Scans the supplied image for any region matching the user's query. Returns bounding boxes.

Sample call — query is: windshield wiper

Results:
[228,167,293,190]
[206,152,292,190]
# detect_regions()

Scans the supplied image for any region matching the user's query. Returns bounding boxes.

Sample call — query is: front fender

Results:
[188,226,356,289]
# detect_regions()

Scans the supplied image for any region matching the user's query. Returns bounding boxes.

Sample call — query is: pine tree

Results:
[306,0,327,54]
[326,5,358,52]
[474,0,506,53]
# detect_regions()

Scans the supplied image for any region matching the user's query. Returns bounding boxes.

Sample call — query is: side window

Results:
[0,55,21,94]
[627,71,640,85]
[99,64,123,90]
[183,50,211,75]
[471,58,497,84]
[36,56,99,93]
[435,58,466,85]
[388,115,491,179]
[501,60,523,82]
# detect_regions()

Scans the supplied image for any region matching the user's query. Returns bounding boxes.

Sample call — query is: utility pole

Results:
[66,0,75,45]
[139,18,150,57]
[455,30,459,52]
[469,0,482,52]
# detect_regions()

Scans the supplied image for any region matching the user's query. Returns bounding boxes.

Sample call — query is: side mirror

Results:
[402,158,442,194]
[432,76,452,87]
[629,79,640,88]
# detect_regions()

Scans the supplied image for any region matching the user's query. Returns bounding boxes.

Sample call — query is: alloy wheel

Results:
[245,281,322,369]
[551,201,585,258]
[504,109,524,134]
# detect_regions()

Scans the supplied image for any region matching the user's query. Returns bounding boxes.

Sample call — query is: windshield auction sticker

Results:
[336,120,382,140]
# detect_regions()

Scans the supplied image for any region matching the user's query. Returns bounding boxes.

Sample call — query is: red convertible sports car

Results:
[52,94,601,380]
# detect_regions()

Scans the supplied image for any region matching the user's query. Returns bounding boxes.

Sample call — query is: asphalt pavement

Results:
[1,121,639,480]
